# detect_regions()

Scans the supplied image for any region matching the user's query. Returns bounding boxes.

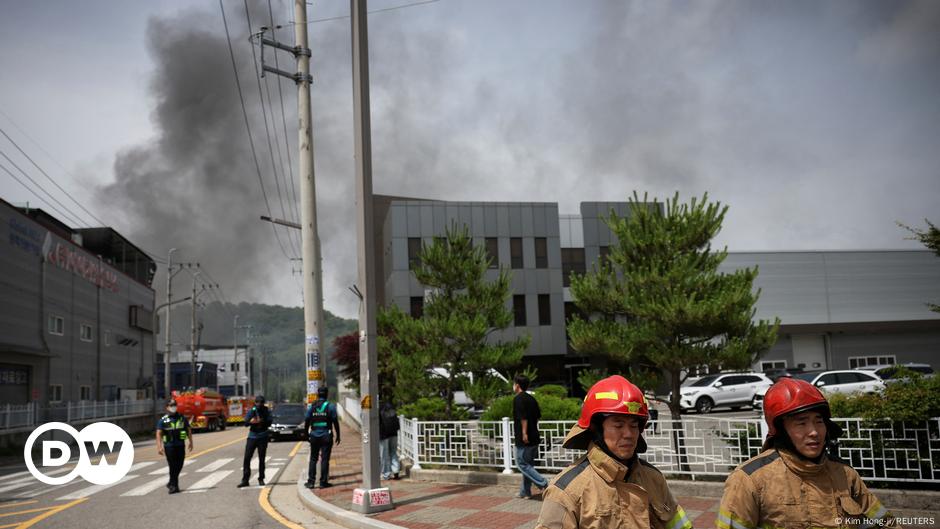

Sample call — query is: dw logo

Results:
[24,422,135,485]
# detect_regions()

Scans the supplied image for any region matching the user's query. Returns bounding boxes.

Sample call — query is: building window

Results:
[49,384,63,403]
[510,238,523,269]
[231,363,237,372]
[48,315,64,336]
[104,330,111,346]
[513,295,527,326]
[484,238,499,269]
[80,385,92,401]
[535,237,548,268]
[80,324,93,342]
[848,355,896,369]
[760,360,787,371]
[598,246,611,266]
[538,294,551,326]
[408,238,422,270]
[410,296,424,319]
[561,248,586,287]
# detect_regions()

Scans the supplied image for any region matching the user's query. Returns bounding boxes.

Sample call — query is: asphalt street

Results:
[0,426,327,529]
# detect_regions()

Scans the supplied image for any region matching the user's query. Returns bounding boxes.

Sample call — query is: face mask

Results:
[168,406,177,413]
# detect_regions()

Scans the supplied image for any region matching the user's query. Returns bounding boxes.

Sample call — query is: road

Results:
[0,427,330,529]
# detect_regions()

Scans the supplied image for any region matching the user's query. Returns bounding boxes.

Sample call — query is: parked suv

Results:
[679,372,774,413]
[268,403,307,441]
[753,369,886,410]
[858,363,935,385]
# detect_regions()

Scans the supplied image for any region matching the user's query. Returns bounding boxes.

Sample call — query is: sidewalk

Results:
[303,422,724,529]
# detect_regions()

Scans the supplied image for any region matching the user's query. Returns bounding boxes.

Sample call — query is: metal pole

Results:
[351,0,390,513]
[190,272,200,390]
[234,315,239,396]
[293,0,327,405]
[164,248,176,399]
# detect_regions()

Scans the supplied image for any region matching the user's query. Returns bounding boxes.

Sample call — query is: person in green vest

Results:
[156,398,193,494]
[303,386,340,489]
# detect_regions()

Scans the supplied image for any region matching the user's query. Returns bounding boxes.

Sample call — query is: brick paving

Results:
[305,422,725,529]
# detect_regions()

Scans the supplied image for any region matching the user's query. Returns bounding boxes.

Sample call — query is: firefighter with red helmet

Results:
[535,375,692,529]
[717,378,898,529]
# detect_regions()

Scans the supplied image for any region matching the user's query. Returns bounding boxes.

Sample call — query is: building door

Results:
[0,364,30,404]
[791,335,826,371]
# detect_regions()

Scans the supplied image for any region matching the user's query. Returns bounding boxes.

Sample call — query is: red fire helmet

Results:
[563,375,650,450]
[763,377,830,440]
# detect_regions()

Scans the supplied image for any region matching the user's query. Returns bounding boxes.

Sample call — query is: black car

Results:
[268,403,307,441]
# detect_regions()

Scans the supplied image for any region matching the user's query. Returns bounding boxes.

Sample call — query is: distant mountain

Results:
[162,301,357,401]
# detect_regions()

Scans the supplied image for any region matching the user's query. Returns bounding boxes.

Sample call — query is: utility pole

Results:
[350,0,391,513]
[233,315,239,395]
[164,248,176,400]
[190,272,201,390]
[258,0,326,405]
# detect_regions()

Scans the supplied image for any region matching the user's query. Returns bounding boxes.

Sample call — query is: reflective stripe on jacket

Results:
[716,448,898,529]
[536,443,693,529]
[159,415,188,444]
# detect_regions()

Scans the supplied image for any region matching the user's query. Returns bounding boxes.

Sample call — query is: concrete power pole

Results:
[190,272,201,390]
[350,0,391,513]
[233,314,239,396]
[164,248,176,399]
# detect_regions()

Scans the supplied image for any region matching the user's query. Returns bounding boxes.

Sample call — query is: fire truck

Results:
[172,389,228,431]
[226,396,254,426]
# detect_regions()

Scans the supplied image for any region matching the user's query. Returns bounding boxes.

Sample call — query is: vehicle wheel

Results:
[219,421,226,431]
[210,419,217,432]
[751,396,760,409]
[695,397,714,414]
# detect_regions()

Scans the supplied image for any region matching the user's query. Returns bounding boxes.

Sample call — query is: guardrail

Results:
[398,416,940,483]
[0,400,156,431]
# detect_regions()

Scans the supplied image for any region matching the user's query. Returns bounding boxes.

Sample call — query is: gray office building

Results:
[375,196,940,391]
[0,198,157,405]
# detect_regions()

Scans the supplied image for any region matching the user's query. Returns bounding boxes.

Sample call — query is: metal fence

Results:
[0,400,155,430]
[399,416,940,483]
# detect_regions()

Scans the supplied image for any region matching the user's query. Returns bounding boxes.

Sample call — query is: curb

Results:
[410,468,940,511]
[296,477,407,529]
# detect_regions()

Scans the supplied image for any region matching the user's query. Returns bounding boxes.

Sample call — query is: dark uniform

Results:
[239,400,272,486]
[157,413,189,492]
[304,396,339,488]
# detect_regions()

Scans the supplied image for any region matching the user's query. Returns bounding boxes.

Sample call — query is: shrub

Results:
[534,384,568,399]
[827,373,940,422]
[481,393,582,421]
[399,397,469,421]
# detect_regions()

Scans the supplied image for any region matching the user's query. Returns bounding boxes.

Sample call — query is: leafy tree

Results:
[898,219,940,312]
[382,224,530,417]
[568,192,780,421]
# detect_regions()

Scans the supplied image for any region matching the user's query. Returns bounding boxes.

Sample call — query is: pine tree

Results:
[383,224,530,417]
[899,219,940,313]
[568,192,780,421]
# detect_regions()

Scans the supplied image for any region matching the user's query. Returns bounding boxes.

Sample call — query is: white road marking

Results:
[56,474,138,500]
[248,456,271,469]
[182,470,234,493]
[196,458,234,473]
[121,473,188,497]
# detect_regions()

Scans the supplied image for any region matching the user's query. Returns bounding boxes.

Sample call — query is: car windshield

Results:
[690,375,719,387]
[793,372,819,382]
[273,407,305,423]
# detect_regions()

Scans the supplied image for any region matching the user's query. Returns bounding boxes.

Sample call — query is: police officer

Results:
[304,386,340,489]
[156,398,192,494]
[717,378,898,529]
[238,395,272,488]
[536,376,693,529]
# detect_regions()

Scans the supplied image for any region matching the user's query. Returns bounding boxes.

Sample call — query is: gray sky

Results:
[1,0,938,318]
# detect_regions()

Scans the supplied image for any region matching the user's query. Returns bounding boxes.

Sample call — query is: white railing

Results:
[0,399,155,430]
[399,416,940,483]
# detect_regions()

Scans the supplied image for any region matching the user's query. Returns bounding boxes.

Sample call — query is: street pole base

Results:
[351,487,394,513]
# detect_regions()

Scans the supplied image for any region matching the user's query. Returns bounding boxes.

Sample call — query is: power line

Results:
[244,0,299,260]
[292,0,440,25]
[0,124,106,227]
[0,159,82,225]
[0,148,86,227]
[267,0,301,238]
[219,0,292,261]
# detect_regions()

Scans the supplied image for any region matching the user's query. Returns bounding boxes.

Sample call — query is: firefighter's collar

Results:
[778,447,826,476]
[587,443,632,483]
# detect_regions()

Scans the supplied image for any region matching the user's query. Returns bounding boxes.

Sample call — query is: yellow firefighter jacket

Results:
[717,448,897,529]
[536,442,693,529]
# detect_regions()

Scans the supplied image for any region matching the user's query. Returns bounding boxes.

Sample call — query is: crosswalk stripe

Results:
[129,462,156,472]
[0,465,78,494]
[149,459,197,475]
[249,466,281,484]
[55,474,138,500]
[196,458,233,473]
[121,473,187,497]
[183,470,234,493]
[249,456,271,470]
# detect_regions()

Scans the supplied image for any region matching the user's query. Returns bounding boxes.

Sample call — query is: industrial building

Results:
[0,198,157,406]
[375,196,940,390]
[160,346,252,398]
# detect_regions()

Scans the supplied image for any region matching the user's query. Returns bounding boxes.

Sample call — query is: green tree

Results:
[382,224,530,417]
[898,219,940,312]
[568,192,780,421]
